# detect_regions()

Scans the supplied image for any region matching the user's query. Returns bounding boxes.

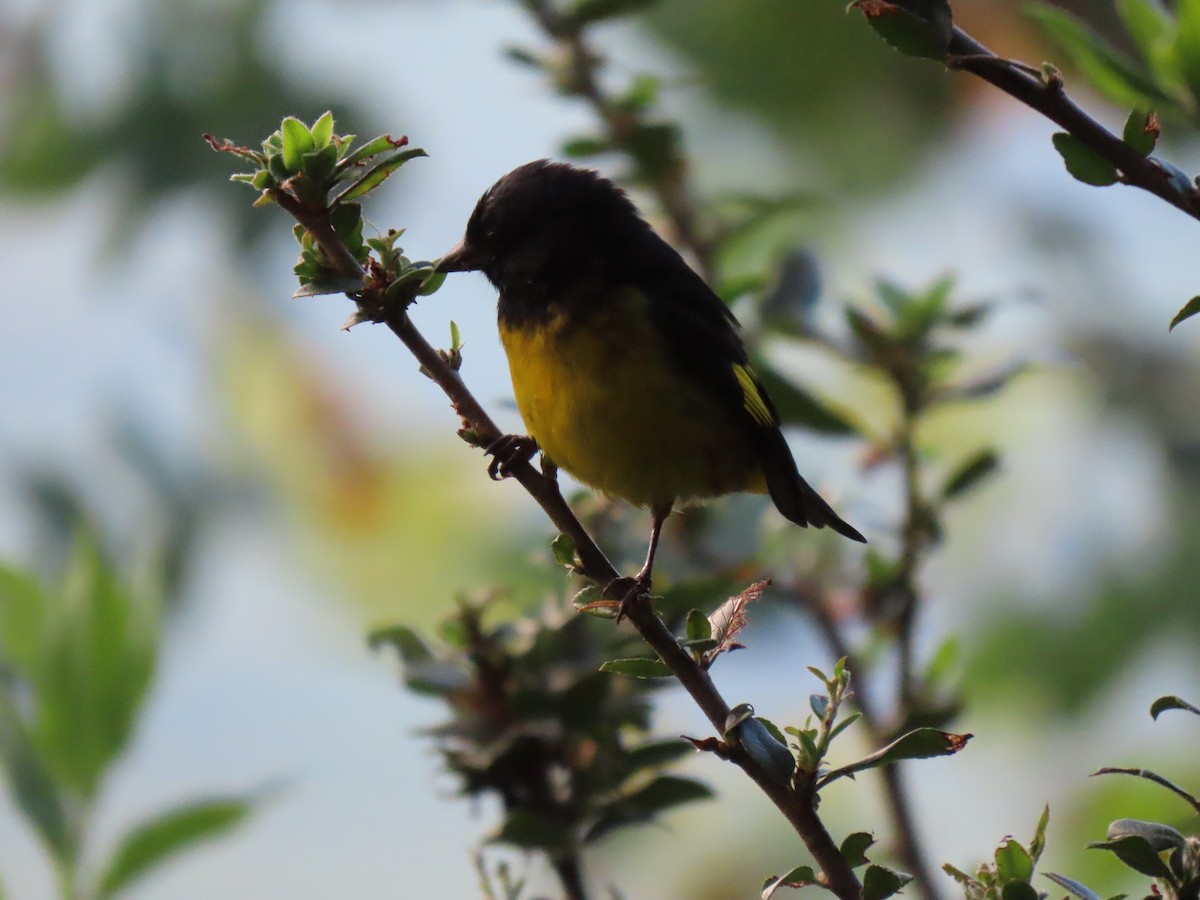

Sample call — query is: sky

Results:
[2,0,1199,898]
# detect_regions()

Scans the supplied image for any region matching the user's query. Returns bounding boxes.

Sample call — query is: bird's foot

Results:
[484,434,538,481]
[606,572,652,625]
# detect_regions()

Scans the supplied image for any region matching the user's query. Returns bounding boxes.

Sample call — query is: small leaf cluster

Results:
[943,805,1050,900]
[206,114,440,308]
[508,0,683,187]
[1049,695,1200,900]
[0,538,255,898]
[763,831,911,900]
[370,598,711,866]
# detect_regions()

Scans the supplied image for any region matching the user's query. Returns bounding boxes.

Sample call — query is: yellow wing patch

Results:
[732,364,774,426]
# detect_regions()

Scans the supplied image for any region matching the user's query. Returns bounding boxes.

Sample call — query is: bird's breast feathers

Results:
[498,287,766,507]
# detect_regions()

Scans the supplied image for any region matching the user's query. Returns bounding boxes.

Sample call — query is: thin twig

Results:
[946,27,1200,220]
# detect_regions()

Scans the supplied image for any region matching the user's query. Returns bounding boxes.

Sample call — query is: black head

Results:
[436,160,652,295]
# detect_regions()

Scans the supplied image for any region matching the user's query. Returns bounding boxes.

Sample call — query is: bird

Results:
[436,160,864,604]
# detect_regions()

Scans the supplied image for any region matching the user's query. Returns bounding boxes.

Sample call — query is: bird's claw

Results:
[605,574,652,624]
[485,434,538,481]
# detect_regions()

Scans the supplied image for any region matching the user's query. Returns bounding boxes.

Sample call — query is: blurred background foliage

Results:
[2,0,1200,897]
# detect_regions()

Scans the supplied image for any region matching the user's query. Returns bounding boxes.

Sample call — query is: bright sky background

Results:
[2,1,1199,898]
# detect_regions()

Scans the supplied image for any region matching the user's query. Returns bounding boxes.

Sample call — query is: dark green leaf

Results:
[1151,694,1200,718]
[586,776,713,842]
[1002,882,1040,900]
[761,866,819,898]
[1168,296,1200,331]
[1044,873,1102,900]
[996,838,1034,884]
[623,739,694,773]
[367,625,432,663]
[755,365,858,435]
[1122,108,1159,155]
[1117,0,1174,68]
[333,149,427,203]
[570,0,657,26]
[1106,818,1185,852]
[1087,834,1176,881]
[819,728,972,789]
[840,831,876,868]
[492,809,570,851]
[1174,0,1200,110]
[416,270,446,296]
[98,798,254,898]
[942,449,1000,500]
[1051,133,1119,186]
[600,658,673,679]
[301,143,339,186]
[854,0,953,61]
[0,564,46,673]
[828,711,863,741]
[861,864,914,900]
[1027,4,1178,107]
[0,699,72,861]
[280,117,314,173]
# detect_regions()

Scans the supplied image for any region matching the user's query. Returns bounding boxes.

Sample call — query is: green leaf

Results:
[754,365,858,435]
[1002,882,1040,900]
[33,538,160,801]
[1151,694,1200,718]
[334,134,407,174]
[818,728,972,789]
[585,776,713,842]
[1122,108,1159,155]
[301,143,339,185]
[942,449,1000,500]
[1026,4,1178,107]
[561,135,612,159]
[761,866,819,898]
[599,658,673,679]
[1168,296,1200,331]
[1029,804,1051,866]
[280,117,315,173]
[840,831,876,868]
[550,533,578,568]
[569,0,658,25]
[995,838,1034,884]
[310,111,334,149]
[1087,834,1176,881]
[1044,873,1103,900]
[572,584,616,618]
[854,0,953,61]
[1118,0,1175,69]
[97,798,254,898]
[367,625,432,663]
[1106,818,1185,852]
[861,864,914,900]
[685,609,712,642]
[333,148,427,203]
[417,270,446,296]
[1174,0,1200,108]
[0,563,46,673]
[623,739,694,773]
[0,698,72,861]
[1051,133,1119,186]
[491,809,570,852]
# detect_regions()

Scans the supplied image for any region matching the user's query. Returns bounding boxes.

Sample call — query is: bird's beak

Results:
[434,238,485,273]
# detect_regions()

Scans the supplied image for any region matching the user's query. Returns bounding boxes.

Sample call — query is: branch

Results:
[271,188,861,900]
[946,28,1200,220]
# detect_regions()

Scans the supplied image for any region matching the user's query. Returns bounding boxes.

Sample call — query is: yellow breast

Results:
[499,289,764,508]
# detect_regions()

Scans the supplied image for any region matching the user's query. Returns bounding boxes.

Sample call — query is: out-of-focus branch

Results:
[946,28,1200,221]
[520,0,716,280]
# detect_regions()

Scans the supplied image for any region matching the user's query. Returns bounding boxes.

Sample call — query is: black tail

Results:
[758,429,865,543]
